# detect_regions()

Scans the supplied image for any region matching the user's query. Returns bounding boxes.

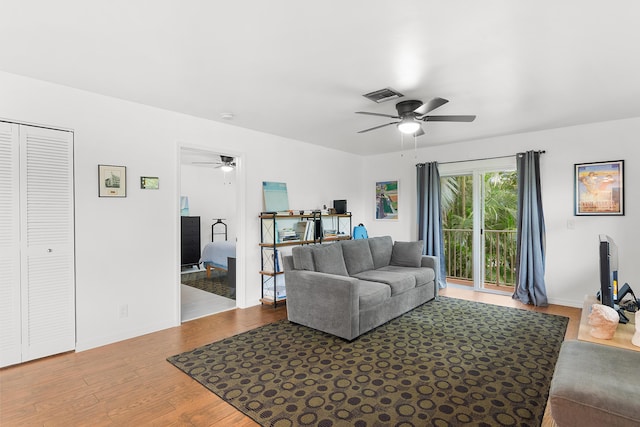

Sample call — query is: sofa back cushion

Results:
[312,243,349,276]
[341,239,375,275]
[291,246,315,271]
[390,240,424,268]
[368,236,393,269]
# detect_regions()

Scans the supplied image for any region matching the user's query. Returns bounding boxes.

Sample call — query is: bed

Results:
[200,240,236,278]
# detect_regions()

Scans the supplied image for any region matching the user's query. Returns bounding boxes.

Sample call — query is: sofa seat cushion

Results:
[377,265,435,287]
[341,239,375,275]
[358,280,392,310]
[352,270,415,296]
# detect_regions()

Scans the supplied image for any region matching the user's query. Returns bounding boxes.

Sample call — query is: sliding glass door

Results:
[440,158,517,293]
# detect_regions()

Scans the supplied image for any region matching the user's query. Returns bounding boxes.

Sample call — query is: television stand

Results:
[578,295,639,352]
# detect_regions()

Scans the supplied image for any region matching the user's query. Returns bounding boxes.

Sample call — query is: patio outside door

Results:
[440,158,517,293]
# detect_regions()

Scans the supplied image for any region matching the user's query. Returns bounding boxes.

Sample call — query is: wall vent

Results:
[362,87,404,103]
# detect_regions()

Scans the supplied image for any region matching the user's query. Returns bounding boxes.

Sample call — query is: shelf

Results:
[260,239,312,247]
[260,270,285,276]
[260,297,286,306]
[259,212,352,219]
[258,236,351,247]
[260,213,314,219]
[322,235,351,242]
[260,211,351,309]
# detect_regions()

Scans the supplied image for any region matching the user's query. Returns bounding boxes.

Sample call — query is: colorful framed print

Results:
[574,160,624,215]
[376,180,398,220]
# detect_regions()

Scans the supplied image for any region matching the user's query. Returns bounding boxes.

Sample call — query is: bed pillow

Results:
[312,243,349,277]
[390,241,424,268]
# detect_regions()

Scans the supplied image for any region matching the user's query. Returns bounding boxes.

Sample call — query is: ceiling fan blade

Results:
[192,161,221,165]
[357,122,398,133]
[421,115,476,122]
[414,127,425,137]
[414,97,449,116]
[355,111,400,119]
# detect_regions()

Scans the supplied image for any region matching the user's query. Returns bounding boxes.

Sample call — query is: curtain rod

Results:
[417,150,546,166]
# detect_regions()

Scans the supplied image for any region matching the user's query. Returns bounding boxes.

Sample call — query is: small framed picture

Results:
[375,180,398,220]
[140,176,159,189]
[98,165,126,197]
[574,160,624,215]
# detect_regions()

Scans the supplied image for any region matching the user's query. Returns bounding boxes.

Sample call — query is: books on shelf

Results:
[262,274,286,300]
[278,227,298,243]
[295,221,315,241]
[263,284,286,300]
[262,247,284,272]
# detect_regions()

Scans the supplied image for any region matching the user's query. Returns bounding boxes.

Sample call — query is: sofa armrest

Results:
[421,255,440,296]
[284,268,360,340]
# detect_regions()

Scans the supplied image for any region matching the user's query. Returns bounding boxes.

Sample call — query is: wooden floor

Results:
[0,288,579,426]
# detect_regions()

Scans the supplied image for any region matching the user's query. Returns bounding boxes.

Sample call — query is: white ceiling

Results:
[2,1,640,155]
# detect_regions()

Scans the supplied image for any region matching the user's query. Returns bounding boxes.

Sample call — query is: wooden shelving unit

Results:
[259,211,352,307]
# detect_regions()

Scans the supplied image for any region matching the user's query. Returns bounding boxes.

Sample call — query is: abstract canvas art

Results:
[375,180,398,220]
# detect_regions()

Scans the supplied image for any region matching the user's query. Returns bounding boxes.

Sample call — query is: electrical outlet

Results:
[119,304,128,318]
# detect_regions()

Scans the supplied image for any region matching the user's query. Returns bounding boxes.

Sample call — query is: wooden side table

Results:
[577,294,639,352]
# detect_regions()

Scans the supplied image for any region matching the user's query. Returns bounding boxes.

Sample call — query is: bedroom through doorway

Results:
[179,147,240,322]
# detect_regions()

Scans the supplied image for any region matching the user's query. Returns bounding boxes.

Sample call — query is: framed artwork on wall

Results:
[375,180,398,220]
[140,176,159,189]
[98,165,126,197]
[262,181,289,212]
[574,160,624,216]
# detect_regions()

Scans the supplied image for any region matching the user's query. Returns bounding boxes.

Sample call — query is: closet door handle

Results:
[47,249,53,253]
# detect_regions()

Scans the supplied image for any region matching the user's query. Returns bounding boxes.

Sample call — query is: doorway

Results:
[440,158,517,294]
[178,146,243,322]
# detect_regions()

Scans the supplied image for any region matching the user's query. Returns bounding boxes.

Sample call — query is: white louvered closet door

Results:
[0,122,22,367]
[19,125,75,363]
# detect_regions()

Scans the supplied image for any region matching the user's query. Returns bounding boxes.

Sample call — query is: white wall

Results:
[0,71,364,351]
[363,119,639,307]
[5,68,637,353]
[181,164,237,245]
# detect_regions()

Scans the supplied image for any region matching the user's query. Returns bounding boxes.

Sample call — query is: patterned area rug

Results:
[168,297,568,426]
[181,269,235,300]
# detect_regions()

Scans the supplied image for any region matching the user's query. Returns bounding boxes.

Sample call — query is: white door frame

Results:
[176,142,246,323]
[440,157,516,292]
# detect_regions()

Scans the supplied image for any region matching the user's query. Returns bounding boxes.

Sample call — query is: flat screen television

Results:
[598,234,618,308]
[598,234,634,323]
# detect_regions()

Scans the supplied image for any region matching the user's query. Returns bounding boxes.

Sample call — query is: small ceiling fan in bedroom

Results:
[192,155,236,172]
[356,97,476,136]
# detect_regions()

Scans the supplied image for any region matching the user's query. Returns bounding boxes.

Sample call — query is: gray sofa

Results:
[549,340,640,426]
[282,236,439,340]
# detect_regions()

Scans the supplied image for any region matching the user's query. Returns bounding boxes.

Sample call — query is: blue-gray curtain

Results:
[512,151,548,306]
[417,162,446,289]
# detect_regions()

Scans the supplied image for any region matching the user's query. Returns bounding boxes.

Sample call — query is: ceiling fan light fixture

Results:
[220,164,234,172]
[397,117,421,135]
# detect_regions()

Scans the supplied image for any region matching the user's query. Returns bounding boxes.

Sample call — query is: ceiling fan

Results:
[356,97,475,136]
[192,155,236,171]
